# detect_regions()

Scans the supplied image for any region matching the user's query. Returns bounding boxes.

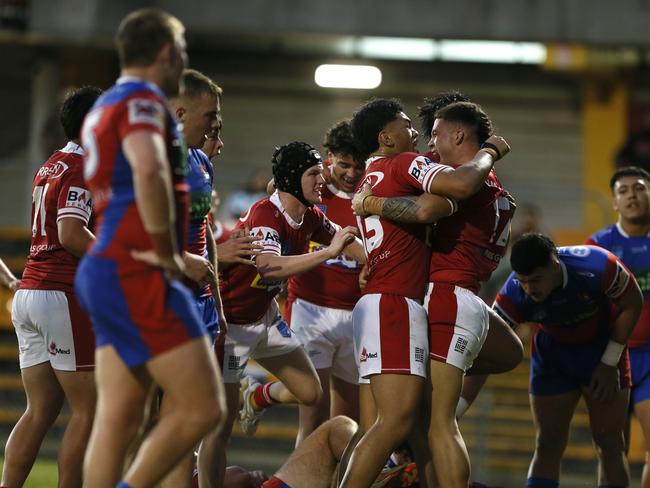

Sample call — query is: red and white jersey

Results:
[429,169,515,294]
[220,191,339,324]
[359,152,446,299]
[21,142,92,294]
[287,184,362,311]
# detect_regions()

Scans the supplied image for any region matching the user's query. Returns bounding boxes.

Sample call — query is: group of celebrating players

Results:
[1,6,650,488]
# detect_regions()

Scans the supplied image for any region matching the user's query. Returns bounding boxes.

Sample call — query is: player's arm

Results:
[58,218,95,258]
[255,226,358,281]
[0,258,19,291]
[353,188,456,224]
[206,224,227,328]
[123,130,184,279]
[342,237,366,264]
[590,260,643,402]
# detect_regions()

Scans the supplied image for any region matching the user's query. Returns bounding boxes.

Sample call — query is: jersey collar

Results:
[616,222,650,238]
[327,183,354,200]
[270,191,303,229]
[60,141,84,155]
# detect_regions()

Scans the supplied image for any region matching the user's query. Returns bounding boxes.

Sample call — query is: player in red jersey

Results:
[283,120,366,444]
[338,98,507,487]
[2,86,101,488]
[209,141,363,488]
[75,10,224,488]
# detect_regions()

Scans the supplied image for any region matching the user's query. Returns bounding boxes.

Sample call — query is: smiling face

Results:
[301,164,326,204]
[381,112,418,154]
[430,118,464,164]
[613,175,650,225]
[328,152,365,193]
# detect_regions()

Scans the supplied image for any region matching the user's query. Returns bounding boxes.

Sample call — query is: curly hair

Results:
[322,120,361,162]
[418,91,470,137]
[350,98,403,160]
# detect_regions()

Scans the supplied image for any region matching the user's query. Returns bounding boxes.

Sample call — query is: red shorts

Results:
[425,283,489,372]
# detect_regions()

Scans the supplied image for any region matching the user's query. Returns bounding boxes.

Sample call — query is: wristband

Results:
[479,141,502,160]
[601,340,625,367]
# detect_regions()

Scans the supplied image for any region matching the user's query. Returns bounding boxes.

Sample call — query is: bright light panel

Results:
[439,40,547,64]
[358,37,438,61]
[314,64,382,89]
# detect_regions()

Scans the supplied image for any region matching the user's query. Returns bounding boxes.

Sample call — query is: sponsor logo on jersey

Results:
[48,341,71,356]
[228,355,241,370]
[127,98,165,130]
[568,246,591,257]
[408,156,432,184]
[359,347,378,362]
[251,226,281,244]
[66,186,92,212]
[634,270,650,293]
[414,347,425,363]
[454,337,469,354]
[38,161,69,179]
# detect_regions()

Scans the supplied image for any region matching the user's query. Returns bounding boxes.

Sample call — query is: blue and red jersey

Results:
[81,77,188,269]
[494,245,636,344]
[587,224,650,349]
[185,148,214,297]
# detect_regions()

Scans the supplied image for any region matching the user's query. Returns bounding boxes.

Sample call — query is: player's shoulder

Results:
[559,245,615,275]
[587,224,618,246]
[188,148,213,169]
[37,143,85,180]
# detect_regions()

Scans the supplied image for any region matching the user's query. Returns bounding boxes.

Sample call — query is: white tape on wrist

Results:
[601,340,625,367]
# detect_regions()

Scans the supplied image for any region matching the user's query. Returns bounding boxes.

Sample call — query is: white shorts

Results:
[221,300,301,383]
[290,298,358,384]
[424,283,489,372]
[353,293,428,380]
[12,289,95,371]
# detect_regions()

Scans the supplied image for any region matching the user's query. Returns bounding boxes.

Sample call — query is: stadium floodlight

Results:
[314,64,382,89]
[439,40,547,64]
[357,37,438,61]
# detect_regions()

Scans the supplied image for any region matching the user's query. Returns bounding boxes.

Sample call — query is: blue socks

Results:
[526,478,559,488]
[116,482,133,488]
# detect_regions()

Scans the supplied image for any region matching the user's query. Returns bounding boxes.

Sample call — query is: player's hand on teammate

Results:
[589,362,621,403]
[182,252,216,287]
[352,183,373,217]
[218,226,263,265]
[358,263,369,290]
[132,249,187,281]
[328,226,359,258]
[482,135,510,161]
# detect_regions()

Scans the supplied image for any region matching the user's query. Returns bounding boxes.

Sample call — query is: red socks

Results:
[252,381,278,409]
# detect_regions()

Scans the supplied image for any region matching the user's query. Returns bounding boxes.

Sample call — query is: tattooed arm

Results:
[352,185,457,224]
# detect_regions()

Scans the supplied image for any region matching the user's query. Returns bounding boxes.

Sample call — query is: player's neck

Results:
[278,191,307,222]
[618,217,650,237]
[120,67,162,90]
[454,145,481,165]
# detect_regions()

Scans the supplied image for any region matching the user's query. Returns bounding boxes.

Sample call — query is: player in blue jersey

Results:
[587,166,650,488]
[76,10,224,488]
[494,234,643,488]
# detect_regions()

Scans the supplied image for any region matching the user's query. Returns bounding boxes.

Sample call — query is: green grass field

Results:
[0,458,58,487]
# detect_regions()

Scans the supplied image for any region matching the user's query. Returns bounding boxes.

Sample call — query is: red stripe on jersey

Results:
[379,295,410,372]
[65,292,95,371]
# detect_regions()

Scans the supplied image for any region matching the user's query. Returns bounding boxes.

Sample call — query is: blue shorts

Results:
[75,255,206,368]
[630,346,650,405]
[530,327,631,396]
[196,295,219,344]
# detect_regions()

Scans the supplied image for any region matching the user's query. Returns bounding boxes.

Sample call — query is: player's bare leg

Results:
[1,363,64,488]
[634,399,650,488]
[527,390,580,484]
[428,360,469,488]
[297,369,358,445]
[256,348,322,406]
[83,346,150,487]
[358,382,376,433]
[466,310,523,375]
[54,370,96,488]
[197,381,238,488]
[582,386,630,486]
[339,374,424,488]
[123,337,224,488]
[276,415,358,488]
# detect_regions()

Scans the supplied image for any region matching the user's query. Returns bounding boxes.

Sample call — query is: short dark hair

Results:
[418,91,470,137]
[323,120,361,162]
[350,98,403,160]
[116,8,184,68]
[435,101,493,145]
[60,86,103,141]
[609,166,650,191]
[181,69,223,102]
[510,233,558,275]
